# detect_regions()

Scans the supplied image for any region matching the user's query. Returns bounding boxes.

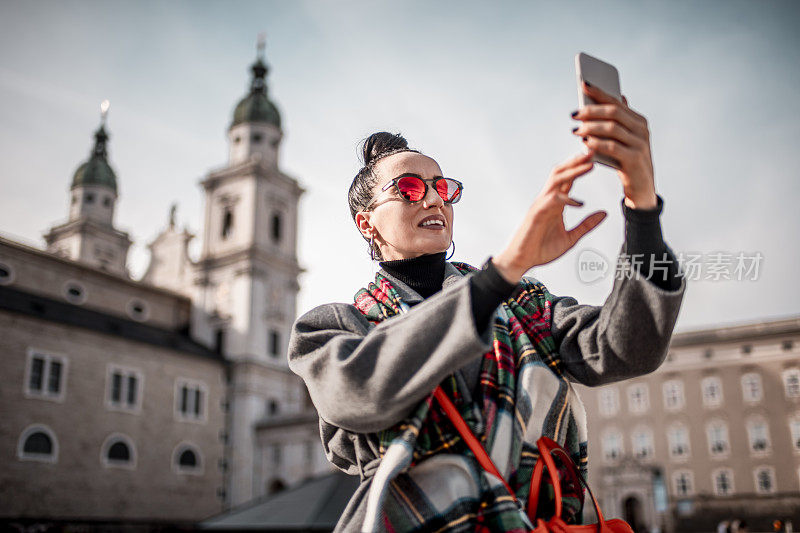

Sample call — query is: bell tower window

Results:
[252,133,262,143]
[271,212,282,243]
[221,207,234,239]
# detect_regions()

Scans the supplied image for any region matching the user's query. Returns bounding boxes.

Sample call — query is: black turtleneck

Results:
[379,196,681,337]
[379,252,448,299]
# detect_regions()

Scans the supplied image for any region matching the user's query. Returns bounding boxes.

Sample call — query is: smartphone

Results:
[575,52,622,170]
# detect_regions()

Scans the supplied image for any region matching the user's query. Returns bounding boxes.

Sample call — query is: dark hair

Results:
[347,131,420,261]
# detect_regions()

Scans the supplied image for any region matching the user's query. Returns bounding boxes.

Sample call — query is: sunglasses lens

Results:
[396,176,426,202]
[436,178,462,203]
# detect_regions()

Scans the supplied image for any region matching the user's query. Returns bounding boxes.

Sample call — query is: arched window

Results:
[271,212,282,243]
[102,434,136,469]
[18,425,58,463]
[179,449,197,467]
[24,432,52,455]
[173,443,203,474]
[108,441,130,462]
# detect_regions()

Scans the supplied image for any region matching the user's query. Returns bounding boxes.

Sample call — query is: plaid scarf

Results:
[353,262,587,533]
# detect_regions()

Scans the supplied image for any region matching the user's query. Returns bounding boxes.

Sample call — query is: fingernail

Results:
[582,136,588,142]
[571,127,579,133]
[584,80,592,88]
[570,110,579,118]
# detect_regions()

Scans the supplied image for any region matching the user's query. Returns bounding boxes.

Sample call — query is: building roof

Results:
[71,124,118,193]
[230,57,281,129]
[200,470,359,530]
[669,314,800,347]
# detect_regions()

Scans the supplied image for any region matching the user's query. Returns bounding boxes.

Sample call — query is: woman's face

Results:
[356,151,454,261]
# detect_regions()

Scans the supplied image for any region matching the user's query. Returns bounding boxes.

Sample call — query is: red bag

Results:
[433,386,633,533]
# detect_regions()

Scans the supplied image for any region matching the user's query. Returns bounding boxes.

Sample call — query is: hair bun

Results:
[361,132,409,166]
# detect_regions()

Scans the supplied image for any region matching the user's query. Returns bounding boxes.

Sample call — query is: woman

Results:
[288,82,686,532]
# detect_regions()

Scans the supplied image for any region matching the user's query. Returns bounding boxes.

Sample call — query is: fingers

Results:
[572,119,644,150]
[554,192,584,207]
[553,150,594,173]
[550,157,595,193]
[567,210,607,246]
[582,136,643,169]
[576,82,648,139]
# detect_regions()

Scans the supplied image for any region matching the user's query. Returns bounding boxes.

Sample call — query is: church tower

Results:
[45,102,132,276]
[195,39,306,506]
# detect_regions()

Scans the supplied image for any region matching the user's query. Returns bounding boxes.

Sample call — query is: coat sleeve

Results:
[287,273,493,433]
[548,243,686,386]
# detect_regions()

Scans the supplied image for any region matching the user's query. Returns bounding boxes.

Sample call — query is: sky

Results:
[0,0,798,333]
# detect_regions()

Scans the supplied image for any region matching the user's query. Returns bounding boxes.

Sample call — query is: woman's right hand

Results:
[492,151,607,284]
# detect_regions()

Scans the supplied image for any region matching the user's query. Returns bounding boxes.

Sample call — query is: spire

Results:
[71,100,118,193]
[250,34,268,95]
[92,100,111,158]
[230,34,281,129]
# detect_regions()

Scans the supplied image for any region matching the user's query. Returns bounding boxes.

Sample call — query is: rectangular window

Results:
[702,376,723,408]
[47,361,62,393]
[176,379,207,422]
[29,357,44,391]
[713,469,734,496]
[127,375,137,405]
[747,419,771,455]
[25,349,67,401]
[599,387,619,417]
[663,380,685,411]
[107,366,142,412]
[602,432,623,462]
[632,429,654,460]
[783,369,800,398]
[707,422,729,457]
[269,330,280,357]
[112,373,123,403]
[668,425,691,460]
[673,471,694,497]
[627,383,649,414]
[790,420,800,453]
[741,373,763,403]
[754,467,776,494]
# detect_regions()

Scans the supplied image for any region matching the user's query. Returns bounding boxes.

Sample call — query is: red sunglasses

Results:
[366,174,464,208]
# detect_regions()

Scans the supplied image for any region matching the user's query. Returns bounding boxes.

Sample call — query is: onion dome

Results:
[71,123,118,193]
[230,53,281,129]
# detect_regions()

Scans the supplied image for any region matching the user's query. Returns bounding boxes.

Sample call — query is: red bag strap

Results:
[527,447,546,519]
[536,436,609,528]
[432,386,518,501]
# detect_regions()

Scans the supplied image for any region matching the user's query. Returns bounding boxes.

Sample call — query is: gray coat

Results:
[287,247,686,531]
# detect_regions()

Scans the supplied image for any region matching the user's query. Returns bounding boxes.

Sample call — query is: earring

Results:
[369,234,376,261]
[446,240,455,260]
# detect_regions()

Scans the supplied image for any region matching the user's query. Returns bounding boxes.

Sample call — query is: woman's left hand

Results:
[571,81,657,210]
